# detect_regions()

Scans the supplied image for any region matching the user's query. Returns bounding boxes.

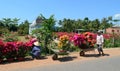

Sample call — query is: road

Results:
[14,56,120,71]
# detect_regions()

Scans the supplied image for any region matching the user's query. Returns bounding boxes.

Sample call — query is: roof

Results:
[112,24,120,28]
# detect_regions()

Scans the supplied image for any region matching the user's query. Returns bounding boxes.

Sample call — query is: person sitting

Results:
[31,41,41,59]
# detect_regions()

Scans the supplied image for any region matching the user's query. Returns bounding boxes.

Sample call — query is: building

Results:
[29,17,43,34]
[106,25,120,34]
[74,29,86,33]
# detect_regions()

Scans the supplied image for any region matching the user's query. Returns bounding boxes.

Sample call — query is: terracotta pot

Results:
[0,59,3,63]
[7,58,14,62]
[17,57,25,61]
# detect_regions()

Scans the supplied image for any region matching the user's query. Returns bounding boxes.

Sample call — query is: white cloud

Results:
[114,14,120,19]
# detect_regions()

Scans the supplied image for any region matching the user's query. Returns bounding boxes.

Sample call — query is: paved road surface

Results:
[14,56,120,71]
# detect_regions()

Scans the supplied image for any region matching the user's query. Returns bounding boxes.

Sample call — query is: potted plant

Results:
[16,41,33,61]
[3,42,17,62]
[58,35,70,52]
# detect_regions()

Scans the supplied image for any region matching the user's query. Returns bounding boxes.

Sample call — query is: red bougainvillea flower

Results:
[30,38,37,44]
[24,40,33,50]
[16,41,24,50]
[26,41,33,47]
[55,32,76,38]
[2,42,17,56]
[72,34,85,46]
[83,32,96,47]
[71,32,97,48]
[103,34,112,39]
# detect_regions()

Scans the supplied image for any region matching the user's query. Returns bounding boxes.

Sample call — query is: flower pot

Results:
[7,58,14,62]
[17,57,25,61]
[0,59,3,63]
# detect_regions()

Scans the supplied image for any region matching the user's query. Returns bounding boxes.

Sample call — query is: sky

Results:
[0,0,120,23]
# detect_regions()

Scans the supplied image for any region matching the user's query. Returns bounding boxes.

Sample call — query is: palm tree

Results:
[2,18,19,32]
[82,17,90,30]
[0,20,4,27]
[2,18,12,29]
[92,19,100,31]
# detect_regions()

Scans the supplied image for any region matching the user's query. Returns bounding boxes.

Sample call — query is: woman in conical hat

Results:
[31,41,41,59]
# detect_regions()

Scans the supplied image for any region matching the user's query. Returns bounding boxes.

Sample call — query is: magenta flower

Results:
[72,34,85,46]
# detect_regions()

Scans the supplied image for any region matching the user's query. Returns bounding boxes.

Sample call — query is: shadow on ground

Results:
[81,53,110,57]
[57,56,77,62]
[35,56,48,60]
[0,56,47,65]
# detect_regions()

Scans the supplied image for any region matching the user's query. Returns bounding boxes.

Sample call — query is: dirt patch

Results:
[0,48,120,71]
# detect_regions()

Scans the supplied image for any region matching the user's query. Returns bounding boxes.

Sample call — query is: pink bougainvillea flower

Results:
[30,38,37,44]
[72,34,86,46]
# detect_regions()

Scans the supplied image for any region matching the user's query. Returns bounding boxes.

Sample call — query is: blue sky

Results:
[0,0,120,23]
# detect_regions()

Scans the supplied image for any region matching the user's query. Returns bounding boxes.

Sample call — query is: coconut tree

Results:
[2,18,19,32]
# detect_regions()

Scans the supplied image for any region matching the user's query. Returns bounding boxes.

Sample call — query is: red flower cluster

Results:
[0,39,33,60]
[70,34,85,46]
[83,32,96,47]
[55,32,76,38]
[3,42,17,54]
[103,34,112,39]
[70,32,96,49]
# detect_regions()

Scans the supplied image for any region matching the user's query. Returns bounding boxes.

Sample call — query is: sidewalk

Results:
[0,48,120,71]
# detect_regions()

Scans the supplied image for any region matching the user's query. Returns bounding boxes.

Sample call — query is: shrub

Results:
[0,39,33,62]
[4,33,19,42]
[0,27,9,36]
[3,42,17,59]
[0,39,4,60]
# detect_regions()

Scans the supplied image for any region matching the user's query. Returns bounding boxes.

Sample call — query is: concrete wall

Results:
[106,27,120,34]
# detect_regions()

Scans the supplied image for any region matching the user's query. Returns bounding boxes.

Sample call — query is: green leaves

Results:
[57,17,113,32]
[18,20,29,35]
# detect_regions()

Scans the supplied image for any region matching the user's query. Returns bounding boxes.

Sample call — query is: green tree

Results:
[60,18,75,32]
[18,20,29,35]
[1,18,19,32]
[100,17,113,30]
[32,14,56,55]
[81,17,90,30]
[92,19,100,31]
[51,16,114,33]
[0,20,4,27]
